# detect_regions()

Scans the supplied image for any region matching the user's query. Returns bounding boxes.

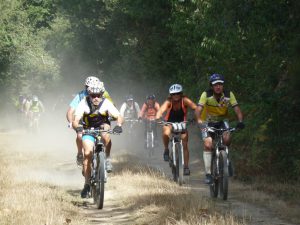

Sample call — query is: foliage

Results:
[0,0,299,180]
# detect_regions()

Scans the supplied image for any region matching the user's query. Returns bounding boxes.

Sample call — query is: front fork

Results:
[171,139,183,167]
[216,146,229,175]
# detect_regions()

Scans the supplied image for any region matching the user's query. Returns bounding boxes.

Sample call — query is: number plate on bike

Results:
[172,122,187,133]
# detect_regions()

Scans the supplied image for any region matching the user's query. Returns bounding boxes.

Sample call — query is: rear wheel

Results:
[219,150,229,200]
[176,143,184,186]
[94,152,105,209]
[210,154,219,198]
[146,131,155,157]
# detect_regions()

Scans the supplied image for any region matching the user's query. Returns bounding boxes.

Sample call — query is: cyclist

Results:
[120,94,140,120]
[23,95,32,119]
[156,84,197,176]
[28,96,44,131]
[138,94,160,147]
[195,73,244,184]
[66,76,113,166]
[72,81,123,198]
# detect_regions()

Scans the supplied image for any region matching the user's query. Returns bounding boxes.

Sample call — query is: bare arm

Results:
[155,100,170,119]
[233,105,243,122]
[72,115,81,129]
[66,107,75,123]
[195,105,204,123]
[139,103,146,118]
[183,97,197,110]
[116,115,124,127]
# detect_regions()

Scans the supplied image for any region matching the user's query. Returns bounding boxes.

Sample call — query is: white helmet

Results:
[32,95,38,102]
[87,81,105,94]
[85,76,100,87]
[169,84,183,94]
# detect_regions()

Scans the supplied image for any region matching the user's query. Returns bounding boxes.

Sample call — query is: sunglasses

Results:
[170,93,181,96]
[90,94,102,98]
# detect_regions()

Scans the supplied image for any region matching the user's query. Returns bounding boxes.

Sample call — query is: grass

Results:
[109,155,246,225]
[0,154,87,225]
[230,179,300,224]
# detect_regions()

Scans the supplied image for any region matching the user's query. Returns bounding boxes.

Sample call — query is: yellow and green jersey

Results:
[198,89,238,122]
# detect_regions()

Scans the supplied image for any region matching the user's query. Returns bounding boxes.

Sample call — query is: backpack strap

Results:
[206,89,230,98]
[223,89,230,98]
[86,96,105,114]
[206,89,214,97]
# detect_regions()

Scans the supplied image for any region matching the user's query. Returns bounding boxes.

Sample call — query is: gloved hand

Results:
[75,126,83,133]
[113,125,122,134]
[197,123,208,131]
[236,121,245,130]
[156,118,163,124]
[68,122,72,129]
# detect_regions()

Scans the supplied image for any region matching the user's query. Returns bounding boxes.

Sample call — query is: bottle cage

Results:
[172,122,187,133]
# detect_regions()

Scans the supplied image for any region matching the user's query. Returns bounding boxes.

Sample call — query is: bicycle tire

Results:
[146,131,154,157]
[210,154,219,198]
[219,150,229,200]
[94,151,105,209]
[176,143,184,186]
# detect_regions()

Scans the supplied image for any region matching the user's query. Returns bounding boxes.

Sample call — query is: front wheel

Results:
[210,154,219,198]
[146,131,155,157]
[94,152,105,209]
[175,143,184,186]
[219,150,229,200]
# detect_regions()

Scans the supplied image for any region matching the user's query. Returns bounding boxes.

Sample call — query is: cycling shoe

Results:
[163,149,169,161]
[80,184,90,198]
[184,167,190,176]
[205,174,213,184]
[76,153,83,166]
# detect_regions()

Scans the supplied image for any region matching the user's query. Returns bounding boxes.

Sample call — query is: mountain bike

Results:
[144,118,157,157]
[29,112,40,133]
[124,118,140,135]
[207,126,235,200]
[82,128,117,209]
[159,121,188,186]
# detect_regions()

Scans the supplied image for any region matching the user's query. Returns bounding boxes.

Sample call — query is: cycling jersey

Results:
[120,102,140,119]
[69,89,113,109]
[198,89,238,122]
[139,102,160,120]
[30,101,44,113]
[75,97,120,128]
[164,98,187,122]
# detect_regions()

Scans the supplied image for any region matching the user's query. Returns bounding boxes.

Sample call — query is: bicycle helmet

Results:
[146,94,155,100]
[87,81,105,94]
[169,84,183,94]
[85,76,100,87]
[209,73,224,85]
[32,95,38,102]
[126,94,134,101]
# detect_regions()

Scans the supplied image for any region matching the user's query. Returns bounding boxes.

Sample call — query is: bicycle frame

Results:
[145,119,156,149]
[82,128,115,209]
[124,118,139,134]
[208,126,235,200]
[159,121,188,186]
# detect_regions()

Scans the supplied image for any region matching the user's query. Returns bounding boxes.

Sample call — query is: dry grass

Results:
[0,156,87,225]
[109,155,246,225]
[230,180,300,224]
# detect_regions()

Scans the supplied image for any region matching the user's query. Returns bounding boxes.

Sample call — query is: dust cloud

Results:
[0,73,168,189]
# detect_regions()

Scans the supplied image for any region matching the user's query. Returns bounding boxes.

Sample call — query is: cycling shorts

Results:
[82,135,96,142]
[201,121,229,140]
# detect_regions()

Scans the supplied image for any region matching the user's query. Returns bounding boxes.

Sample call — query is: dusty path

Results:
[0,129,297,225]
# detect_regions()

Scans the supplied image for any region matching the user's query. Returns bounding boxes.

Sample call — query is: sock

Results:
[203,151,212,174]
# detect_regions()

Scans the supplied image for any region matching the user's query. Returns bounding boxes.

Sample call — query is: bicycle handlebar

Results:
[81,128,117,136]
[207,126,236,133]
[157,120,190,125]
[124,118,140,122]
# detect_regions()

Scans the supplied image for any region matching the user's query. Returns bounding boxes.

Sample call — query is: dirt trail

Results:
[0,129,296,225]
